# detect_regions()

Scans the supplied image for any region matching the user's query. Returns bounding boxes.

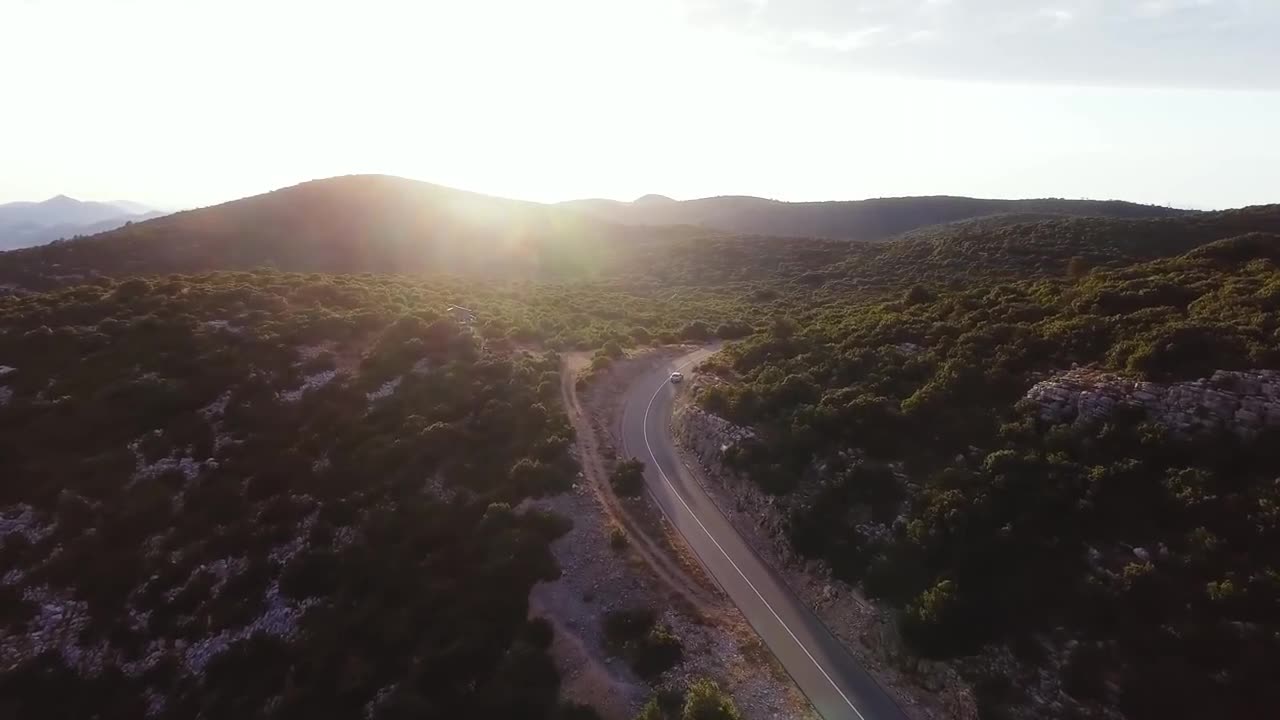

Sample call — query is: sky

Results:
[2,0,1278,210]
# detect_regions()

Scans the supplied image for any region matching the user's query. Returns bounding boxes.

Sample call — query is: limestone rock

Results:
[1026,368,1280,437]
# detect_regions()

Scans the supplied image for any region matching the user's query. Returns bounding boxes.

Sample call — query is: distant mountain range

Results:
[559,194,1191,241]
[2,175,1260,292]
[0,195,166,250]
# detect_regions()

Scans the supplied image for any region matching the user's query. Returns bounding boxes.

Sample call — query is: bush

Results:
[610,458,646,497]
[714,320,753,339]
[632,624,683,678]
[522,617,555,650]
[679,321,710,341]
[681,678,741,720]
[604,608,657,644]
[609,524,628,550]
[603,608,682,679]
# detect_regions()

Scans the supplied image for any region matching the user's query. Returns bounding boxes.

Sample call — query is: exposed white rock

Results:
[673,404,755,468]
[295,344,330,362]
[0,504,56,544]
[279,370,337,403]
[364,684,398,720]
[164,557,248,602]
[199,391,232,420]
[181,581,316,675]
[201,319,242,334]
[0,365,15,376]
[0,585,96,675]
[1026,368,1280,437]
[129,436,207,484]
[366,376,402,403]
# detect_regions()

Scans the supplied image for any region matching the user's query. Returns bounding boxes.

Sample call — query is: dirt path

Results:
[560,351,718,612]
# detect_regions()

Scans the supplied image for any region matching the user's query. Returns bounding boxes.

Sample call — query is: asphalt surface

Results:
[619,348,909,720]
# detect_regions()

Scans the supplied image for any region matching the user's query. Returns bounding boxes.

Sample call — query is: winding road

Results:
[620,348,908,720]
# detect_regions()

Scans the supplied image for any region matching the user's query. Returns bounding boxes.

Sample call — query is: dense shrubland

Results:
[563,193,1187,242]
[700,231,1280,718]
[0,272,592,719]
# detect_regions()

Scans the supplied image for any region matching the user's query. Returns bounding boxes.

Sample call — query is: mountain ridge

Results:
[0,175,1264,294]
[0,195,164,251]
[560,193,1191,242]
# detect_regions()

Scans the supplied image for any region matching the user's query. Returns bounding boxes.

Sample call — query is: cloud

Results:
[681,0,1280,89]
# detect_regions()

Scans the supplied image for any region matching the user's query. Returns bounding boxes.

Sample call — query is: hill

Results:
[622,204,1280,291]
[695,226,1280,719]
[0,196,165,251]
[0,176,695,290]
[4,179,1262,297]
[823,203,1280,289]
[559,194,1190,242]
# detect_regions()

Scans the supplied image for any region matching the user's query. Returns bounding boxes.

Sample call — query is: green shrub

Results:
[681,678,741,720]
[610,458,646,497]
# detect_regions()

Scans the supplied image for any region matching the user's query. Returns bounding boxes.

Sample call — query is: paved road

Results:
[620,348,908,720]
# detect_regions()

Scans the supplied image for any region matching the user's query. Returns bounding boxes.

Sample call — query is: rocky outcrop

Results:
[672,404,754,474]
[1027,368,1280,437]
[671,405,794,564]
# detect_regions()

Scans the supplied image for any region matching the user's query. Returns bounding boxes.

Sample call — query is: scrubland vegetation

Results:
[2,173,1279,719]
[0,274,583,719]
[699,228,1280,718]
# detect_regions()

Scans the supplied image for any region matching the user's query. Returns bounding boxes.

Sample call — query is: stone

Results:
[1027,368,1280,439]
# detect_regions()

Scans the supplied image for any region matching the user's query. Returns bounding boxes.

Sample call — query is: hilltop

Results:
[0,176,691,290]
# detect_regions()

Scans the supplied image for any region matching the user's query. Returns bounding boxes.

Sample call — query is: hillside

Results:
[560,194,1190,242]
[0,196,165,251]
[695,228,1280,719]
[0,273,585,718]
[0,176,691,290]
[821,204,1280,290]
[3,180,1267,299]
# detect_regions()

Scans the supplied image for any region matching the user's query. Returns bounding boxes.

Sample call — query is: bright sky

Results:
[2,0,1278,210]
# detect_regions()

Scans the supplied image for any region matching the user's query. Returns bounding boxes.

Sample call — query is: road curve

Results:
[620,348,908,720]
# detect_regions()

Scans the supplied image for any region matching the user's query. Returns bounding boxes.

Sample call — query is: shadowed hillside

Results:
[0,178,1269,298]
[560,194,1190,241]
[0,176,690,290]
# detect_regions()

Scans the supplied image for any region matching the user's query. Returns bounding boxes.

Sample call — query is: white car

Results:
[669,372,684,384]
